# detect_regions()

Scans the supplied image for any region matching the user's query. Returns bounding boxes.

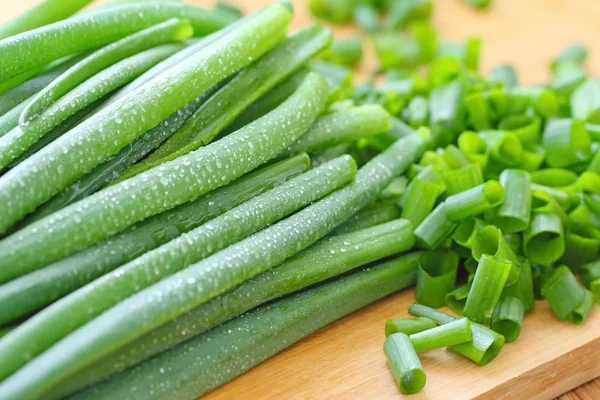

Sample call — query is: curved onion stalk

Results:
[116,23,333,180]
[0,44,184,171]
[0,2,236,81]
[20,18,193,125]
[0,3,292,234]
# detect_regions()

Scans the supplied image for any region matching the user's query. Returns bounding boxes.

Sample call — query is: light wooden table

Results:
[1,0,599,398]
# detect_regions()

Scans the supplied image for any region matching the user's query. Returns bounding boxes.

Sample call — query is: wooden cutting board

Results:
[2,0,600,398]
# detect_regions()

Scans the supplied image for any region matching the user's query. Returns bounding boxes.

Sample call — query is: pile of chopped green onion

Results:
[0,0,597,399]
[307,0,599,395]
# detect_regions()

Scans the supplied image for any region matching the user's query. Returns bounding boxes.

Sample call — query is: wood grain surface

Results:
[1,0,599,399]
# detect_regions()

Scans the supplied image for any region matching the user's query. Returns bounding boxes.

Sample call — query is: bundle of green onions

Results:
[0,0,597,399]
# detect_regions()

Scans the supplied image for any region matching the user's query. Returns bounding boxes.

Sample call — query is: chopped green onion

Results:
[458,131,488,167]
[505,86,560,118]
[580,261,600,302]
[542,265,589,323]
[429,81,466,146]
[445,181,505,222]
[409,318,472,352]
[523,212,565,265]
[409,303,505,365]
[502,258,535,311]
[385,317,437,337]
[479,130,523,166]
[373,33,421,71]
[571,290,595,324]
[530,183,571,210]
[401,178,444,227]
[386,0,432,30]
[571,79,600,123]
[453,218,487,249]
[531,168,578,191]
[543,118,591,168]
[494,169,531,232]
[443,145,470,169]
[407,96,429,128]
[532,263,553,300]
[414,202,458,249]
[498,114,541,144]
[491,296,524,343]
[445,283,470,314]
[531,190,568,223]
[464,254,512,324]
[465,91,492,130]
[353,3,379,33]
[443,162,484,195]
[309,0,355,23]
[519,144,546,171]
[384,333,427,395]
[321,36,363,67]
[381,176,409,199]
[560,225,600,273]
[415,250,459,308]
[490,64,518,88]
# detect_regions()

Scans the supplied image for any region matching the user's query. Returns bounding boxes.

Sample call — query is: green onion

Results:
[331,203,401,235]
[571,79,600,123]
[443,145,470,169]
[384,333,427,395]
[532,263,553,300]
[20,18,193,127]
[321,36,363,67]
[520,144,546,171]
[70,250,420,400]
[498,114,541,144]
[531,168,578,191]
[0,44,185,170]
[0,3,293,235]
[0,132,428,398]
[543,118,591,168]
[479,130,523,166]
[414,202,458,249]
[381,176,409,200]
[464,254,512,324]
[401,178,444,227]
[118,23,333,180]
[580,261,600,302]
[309,0,356,23]
[505,86,560,118]
[284,105,391,155]
[56,226,419,398]
[493,169,531,232]
[429,81,465,146]
[458,131,488,167]
[0,70,325,282]
[0,153,352,381]
[560,225,600,273]
[465,91,492,130]
[386,0,432,30]
[542,265,590,324]
[551,44,587,76]
[415,250,459,308]
[408,303,505,365]
[490,64,518,88]
[453,218,487,249]
[571,290,595,325]
[0,154,310,326]
[353,3,379,33]
[407,96,429,128]
[530,183,571,210]
[0,0,93,39]
[442,162,484,195]
[531,190,567,222]
[385,317,437,337]
[502,258,535,311]
[523,212,565,266]
[312,60,353,100]
[491,296,524,343]
[0,2,236,81]
[445,181,504,222]
[445,283,471,314]
[410,318,472,352]
[373,33,421,71]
